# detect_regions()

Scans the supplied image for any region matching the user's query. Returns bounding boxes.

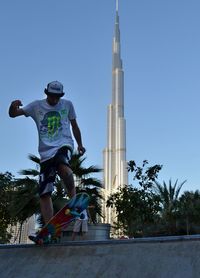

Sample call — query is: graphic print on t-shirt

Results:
[40,111,62,141]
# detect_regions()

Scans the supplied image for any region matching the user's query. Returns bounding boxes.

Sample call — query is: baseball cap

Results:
[44,81,65,97]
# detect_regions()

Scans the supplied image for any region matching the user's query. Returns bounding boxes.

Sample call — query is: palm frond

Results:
[18,169,39,177]
[27,154,40,165]
[80,178,103,188]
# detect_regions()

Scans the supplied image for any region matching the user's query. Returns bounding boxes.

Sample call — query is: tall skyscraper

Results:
[103,1,128,224]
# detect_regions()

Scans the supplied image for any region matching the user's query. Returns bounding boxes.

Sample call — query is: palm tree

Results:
[154,179,186,234]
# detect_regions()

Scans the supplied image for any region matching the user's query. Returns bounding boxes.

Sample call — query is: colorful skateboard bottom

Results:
[29,193,89,245]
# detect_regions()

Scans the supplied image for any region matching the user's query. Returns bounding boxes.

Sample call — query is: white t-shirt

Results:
[23,98,76,162]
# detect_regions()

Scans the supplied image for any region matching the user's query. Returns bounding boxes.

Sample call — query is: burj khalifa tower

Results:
[103,1,128,224]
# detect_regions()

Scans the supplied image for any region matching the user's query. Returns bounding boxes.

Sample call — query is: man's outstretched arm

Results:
[9,100,25,118]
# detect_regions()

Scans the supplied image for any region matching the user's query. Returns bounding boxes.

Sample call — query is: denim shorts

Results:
[39,147,72,197]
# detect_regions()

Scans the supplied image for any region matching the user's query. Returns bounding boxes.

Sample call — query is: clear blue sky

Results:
[1,0,200,193]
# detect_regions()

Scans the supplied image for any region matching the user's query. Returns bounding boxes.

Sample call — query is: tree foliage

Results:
[177,190,200,235]
[128,160,162,190]
[107,160,162,237]
[0,172,16,243]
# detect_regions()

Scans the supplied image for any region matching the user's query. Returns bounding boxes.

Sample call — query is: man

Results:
[9,81,86,225]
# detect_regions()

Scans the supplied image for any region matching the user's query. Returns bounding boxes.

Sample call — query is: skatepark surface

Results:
[1,235,200,278]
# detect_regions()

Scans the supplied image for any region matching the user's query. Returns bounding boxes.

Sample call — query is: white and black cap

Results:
[45,81,65,97]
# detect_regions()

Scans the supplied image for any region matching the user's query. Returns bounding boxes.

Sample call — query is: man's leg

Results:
[28,194,53,240]
[57,164,76,198]
[39,158,56,224]
[40,194,54,224]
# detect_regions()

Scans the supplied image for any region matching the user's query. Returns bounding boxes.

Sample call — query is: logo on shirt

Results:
[40,111,62,140]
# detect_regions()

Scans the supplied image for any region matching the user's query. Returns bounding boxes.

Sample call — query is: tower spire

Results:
[113,0,121,69]
[116,0,119,12]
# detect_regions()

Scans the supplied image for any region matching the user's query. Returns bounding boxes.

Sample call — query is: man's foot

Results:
[29,231,53,245]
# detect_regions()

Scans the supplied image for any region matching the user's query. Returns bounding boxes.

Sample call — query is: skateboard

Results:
[29,192,89,245]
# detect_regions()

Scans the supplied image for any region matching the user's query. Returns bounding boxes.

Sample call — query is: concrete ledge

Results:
[61,223,111,242]
[1,235,200,278]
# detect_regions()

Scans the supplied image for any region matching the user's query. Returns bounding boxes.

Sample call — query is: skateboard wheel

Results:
[65,208,70,215]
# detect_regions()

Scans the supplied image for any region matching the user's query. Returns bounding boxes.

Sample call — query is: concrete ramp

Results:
[1,235,200,278]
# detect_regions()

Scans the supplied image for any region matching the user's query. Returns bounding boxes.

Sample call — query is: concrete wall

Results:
[1,235,200,278]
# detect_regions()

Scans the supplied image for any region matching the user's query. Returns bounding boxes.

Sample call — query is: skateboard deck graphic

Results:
[29,192,89,245]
